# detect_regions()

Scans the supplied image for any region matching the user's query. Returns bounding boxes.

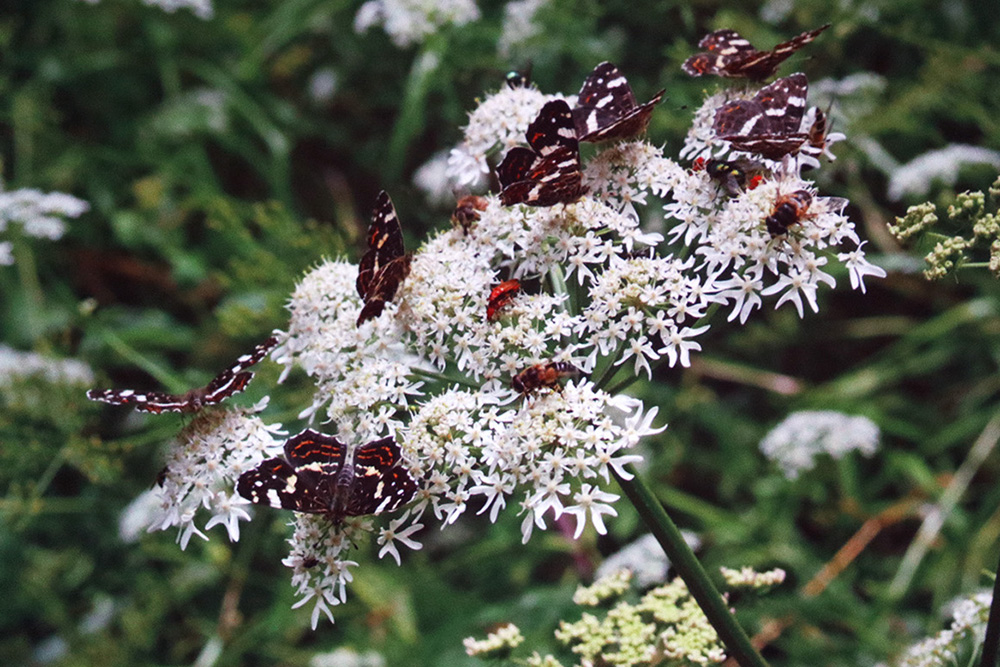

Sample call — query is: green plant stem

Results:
[983,555,1000,667]
[409,366,478,389]
[593,338,629,390]
[614,464,768,667]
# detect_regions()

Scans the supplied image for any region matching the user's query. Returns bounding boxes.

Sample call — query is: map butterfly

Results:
[572,62,665,142]
[237,429,417,524]
[712,73,809,160]
[86,335,277,414]
[356,190,411,325]
[682,24,829,81]
[497,100,585,207]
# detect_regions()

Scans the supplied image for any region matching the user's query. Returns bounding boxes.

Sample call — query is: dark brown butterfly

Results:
[86,336,277,413]
[497,100,585,207]
[237,429,417,524]
[712,73,809,160]
[683,25,829,81]
[356,191,411,325]
[572,62,665,142]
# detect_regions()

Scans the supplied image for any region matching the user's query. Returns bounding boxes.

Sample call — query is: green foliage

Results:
[890,175,1000,279]
[3,0,1000,665]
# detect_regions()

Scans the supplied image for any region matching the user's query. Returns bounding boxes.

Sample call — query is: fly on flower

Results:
[693,156,763,197]
[486,279,521,321]
[451,194,489,233]
[505,63,532,89]
[511,361,581,395]
[497,100,585,207]
[356,190,411,325]
[712,73,810,160]
[807,107,829,151]
[682,25,830,81]
[801,104,845,162]
[765,189,813,237]
[237,429,417,524]
[572,62,665,142]
[86,336,277,413]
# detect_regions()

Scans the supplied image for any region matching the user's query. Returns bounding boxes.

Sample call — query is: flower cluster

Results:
[448,84,572,190]
[77,0,214,19]
[463,623,525,658]
[0,345,94,388]
[0,183,89,265]
[889,176,1000,280]
[888,145,1000,201]
[759,410,880,479]
[465,569,731,666]
[497,0,550,57]
[142,0,213,19]
[719,566,786,590]
[267,60,881,620]
[129,48,886,628]
[146,401,284,548]
[0,345,95,421]
[886,591,991,667]
[354,0,480,48]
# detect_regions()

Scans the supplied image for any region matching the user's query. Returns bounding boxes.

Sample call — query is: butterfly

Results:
[682,24,830,81]
[86,336,277,414]
[497,100,585,207]
[712,73,810,160]
[356,190,411,325]
[572,62,665,142]
[237,429,417,524]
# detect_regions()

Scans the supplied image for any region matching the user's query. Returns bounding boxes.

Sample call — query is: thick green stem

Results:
[408,366,478,389]
[983,559,1000,667]
[593,337,629,390]
[614,464,768,667]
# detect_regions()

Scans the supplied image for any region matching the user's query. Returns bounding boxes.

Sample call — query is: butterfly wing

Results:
[496,147,539,189]
[352,436,403,471]
[357,191,405,300]
[682,29,758,77]
[346,467,418,517]
[86,387,192,413]
[87,336,276,413]
[714,74,810,158]
[729,25,830,80]
[684,26,828,80]
[237,457,329,514]
[344,437,416,517]
[573,62,663,141]
[284,429,347,472]
[356,191,408,325]
[498,101,583,206]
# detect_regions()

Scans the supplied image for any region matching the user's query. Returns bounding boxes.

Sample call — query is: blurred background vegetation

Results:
[2,0,1000,665]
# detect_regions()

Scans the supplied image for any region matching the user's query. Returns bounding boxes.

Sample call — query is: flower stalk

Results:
[614,464,769,667]
[982,553,1000,667]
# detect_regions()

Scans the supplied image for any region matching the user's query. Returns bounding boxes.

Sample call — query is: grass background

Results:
[2,0,1000,664]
